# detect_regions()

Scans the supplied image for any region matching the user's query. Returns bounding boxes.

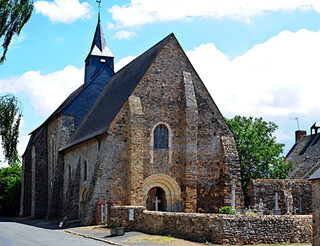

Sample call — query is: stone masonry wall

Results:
[130,35,242,212]
[47,114,75,218]
[22,143,32,216]
[61,35,243,224]
[63,104,129,225]
[312,179,320,246]
[249,179,312,215]
[127,95,144,206]
[111,206,312,245]
[33,128,48,218]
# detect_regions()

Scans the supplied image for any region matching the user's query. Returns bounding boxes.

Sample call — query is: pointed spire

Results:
[88,8,113,58]
[84,9,114,84]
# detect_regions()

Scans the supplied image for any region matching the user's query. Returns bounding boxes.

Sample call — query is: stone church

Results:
[20,16,242,224]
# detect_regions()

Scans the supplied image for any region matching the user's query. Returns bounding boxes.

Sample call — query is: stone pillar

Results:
[183,71,198,212]
[127,95,144,206]
[19,158,25,216]
[220,136,242,210]
[31,146,35,217]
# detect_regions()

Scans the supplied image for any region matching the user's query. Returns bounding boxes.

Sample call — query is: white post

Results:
[231,179,236,212]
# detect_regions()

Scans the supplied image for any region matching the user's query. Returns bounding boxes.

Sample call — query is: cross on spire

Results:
[97,0,102,18]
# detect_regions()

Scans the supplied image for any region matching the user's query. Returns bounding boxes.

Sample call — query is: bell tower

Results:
[84,10,114,84]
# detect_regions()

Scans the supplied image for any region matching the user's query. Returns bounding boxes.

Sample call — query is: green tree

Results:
[0,95,22,166]
[0,0,33,63]
[225,116,293,205]
[0,164,21,216]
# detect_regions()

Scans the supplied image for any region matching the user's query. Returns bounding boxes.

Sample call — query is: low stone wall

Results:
[249,179,312,215]
[110,206,312,245]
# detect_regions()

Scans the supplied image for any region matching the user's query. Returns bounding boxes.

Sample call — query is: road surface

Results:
[0,219,109,246]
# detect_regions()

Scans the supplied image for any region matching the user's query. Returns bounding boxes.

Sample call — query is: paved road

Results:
[0,219,109,246]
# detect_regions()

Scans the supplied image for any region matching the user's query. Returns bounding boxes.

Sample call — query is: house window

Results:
[154,124,169,148]
[84,160,87,181]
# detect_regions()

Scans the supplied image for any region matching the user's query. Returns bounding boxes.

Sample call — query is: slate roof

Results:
[30,63,112,135]
[63,33,174,150]
[309,167,320,180]
[286,133,320,179]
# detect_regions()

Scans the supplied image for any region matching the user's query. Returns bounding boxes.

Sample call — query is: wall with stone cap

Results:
[249,179,312,215]
[110,206,312,245]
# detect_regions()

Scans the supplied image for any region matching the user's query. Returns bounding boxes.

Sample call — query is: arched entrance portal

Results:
[79,186,88,218]
[146,187,167,211]
[142,174,181,212]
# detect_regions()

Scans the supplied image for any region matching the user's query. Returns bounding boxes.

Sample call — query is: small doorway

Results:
[146,187,166,211]
[79,187,88,217]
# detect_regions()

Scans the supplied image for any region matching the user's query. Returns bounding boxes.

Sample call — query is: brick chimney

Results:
[295,130,307,142]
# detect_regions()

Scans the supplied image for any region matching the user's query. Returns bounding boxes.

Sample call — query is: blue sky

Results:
[1,0,320,166]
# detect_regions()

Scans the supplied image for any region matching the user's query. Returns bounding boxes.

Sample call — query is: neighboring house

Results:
[248,126,320,215]
[286,123,320,179]
[309,168,320,246]
[20,15,243,224]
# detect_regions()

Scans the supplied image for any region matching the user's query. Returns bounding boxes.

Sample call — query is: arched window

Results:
[68,165,72,179]
[84,160,87,181]
[154,124,169,148]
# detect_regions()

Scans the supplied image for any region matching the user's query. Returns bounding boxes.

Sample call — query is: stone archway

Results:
[142,174,181,211]
[79,185,88,218]
[146,187,167,211]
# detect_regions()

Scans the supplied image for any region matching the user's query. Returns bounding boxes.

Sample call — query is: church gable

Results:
[35,30,243,223]
[124,34,242,212]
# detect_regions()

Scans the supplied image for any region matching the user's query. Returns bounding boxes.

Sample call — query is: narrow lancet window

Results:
[154,124,169,148]
[84,160,88,181]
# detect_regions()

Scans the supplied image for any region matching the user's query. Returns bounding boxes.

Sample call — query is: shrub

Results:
[219,206,235,215]
[0,164,22,216]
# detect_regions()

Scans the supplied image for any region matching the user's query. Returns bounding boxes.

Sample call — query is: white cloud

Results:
[109,0,320,28]
[0,66,84,116]
[186,29,320,118]
[34,0,91,23]
[115,56,137,72]
[113,30,137,40]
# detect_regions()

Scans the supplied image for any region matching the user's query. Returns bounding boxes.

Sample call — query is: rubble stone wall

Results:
[111,206,312,245]
[249,179,312,215]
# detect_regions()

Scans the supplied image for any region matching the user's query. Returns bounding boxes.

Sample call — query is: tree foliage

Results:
[0,164,21,216]
[0,0,33,63]
[225,116,293,204]
[0,95,22,166]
